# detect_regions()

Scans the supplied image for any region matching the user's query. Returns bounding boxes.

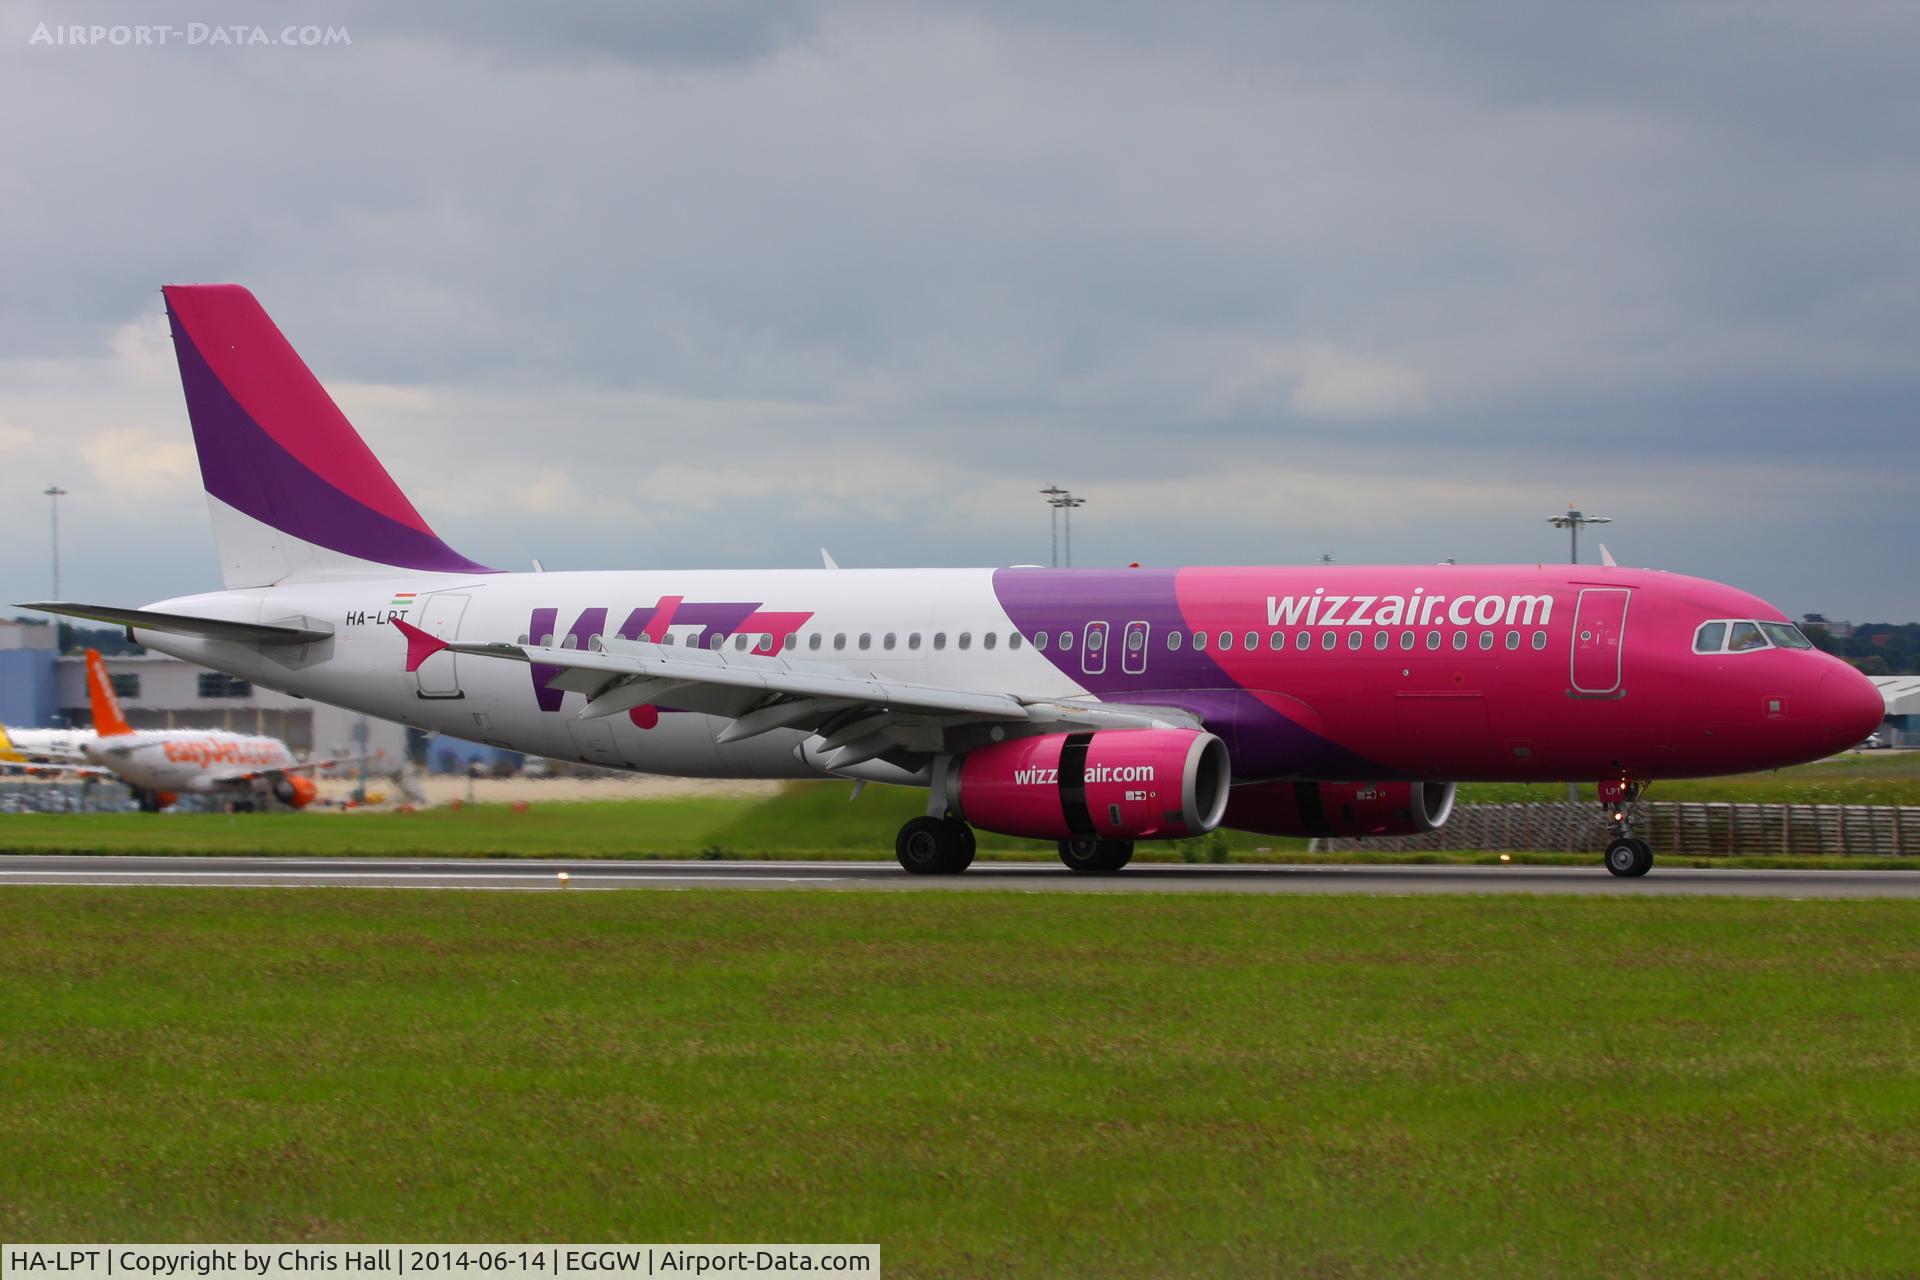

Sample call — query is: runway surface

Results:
[1,855,1917,897]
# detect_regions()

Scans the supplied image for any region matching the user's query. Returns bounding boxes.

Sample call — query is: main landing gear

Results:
[1600,778,1653,878]
[890,819,1138,875]
[895,816,976,875]
[1057,835,1134,873]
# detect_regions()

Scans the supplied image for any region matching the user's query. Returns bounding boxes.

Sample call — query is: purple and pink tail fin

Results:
[163,284,491,587]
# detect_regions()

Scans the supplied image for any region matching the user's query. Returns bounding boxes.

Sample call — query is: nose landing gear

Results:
[1599,778,1653,877]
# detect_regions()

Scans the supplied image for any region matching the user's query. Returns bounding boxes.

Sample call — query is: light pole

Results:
[43,485,67,598]
[1547,506,1610,565]
[1039,485,1068,567]
[1057,494,1085,568]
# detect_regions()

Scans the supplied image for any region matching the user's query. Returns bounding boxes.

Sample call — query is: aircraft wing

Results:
[203,755,372,786]
[393,619,1196,770]
[0,760,115,779]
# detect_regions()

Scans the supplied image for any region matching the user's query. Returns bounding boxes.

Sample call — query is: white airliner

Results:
[24,285,1885,873]
[1,648,327,811]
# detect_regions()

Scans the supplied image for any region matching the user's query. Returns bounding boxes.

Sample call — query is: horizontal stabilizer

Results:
[20,602,333,646]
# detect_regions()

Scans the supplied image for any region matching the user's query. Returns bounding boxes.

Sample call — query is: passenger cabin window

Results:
[1035,632,1048,651]
[1167,631,1183,651]
[1218,631,1233,651]
[1193,631,1208,651]
[808,634,822,650]
[1059,631,1074,652]
[883,633,896,650]
[983,632,997,650]
[1728,621,1767,652]
[1693,621,1727,653]
[909,633,922,650]
[1008,632,1022,650]
[958,632,972,650]
[933,633,947,650]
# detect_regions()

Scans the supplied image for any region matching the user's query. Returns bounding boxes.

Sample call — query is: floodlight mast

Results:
[43,485,67,599]
[1039,486,1086,567]
[1547,506,1611,565]
[1038,485,1067,567]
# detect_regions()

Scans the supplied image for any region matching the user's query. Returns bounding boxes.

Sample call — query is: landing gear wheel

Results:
[896,816,975,874]
[1058,836,1135,873]
[1604,837,1653,878]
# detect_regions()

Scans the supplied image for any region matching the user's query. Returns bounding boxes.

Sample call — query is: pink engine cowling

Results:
[945,729,1231,841]
[1224,780,1456,838]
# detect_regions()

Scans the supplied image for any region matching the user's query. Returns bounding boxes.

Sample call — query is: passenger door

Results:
[1570,588,1631,695]
[413,593,469,699]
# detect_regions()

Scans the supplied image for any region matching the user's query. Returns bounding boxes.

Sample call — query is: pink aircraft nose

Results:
[1818,665,1886,749]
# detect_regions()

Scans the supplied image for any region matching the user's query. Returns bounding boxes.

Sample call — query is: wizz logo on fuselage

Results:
[527,599,815,721]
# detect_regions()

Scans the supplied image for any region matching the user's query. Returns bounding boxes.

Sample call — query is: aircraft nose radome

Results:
[1820,666,1886,743]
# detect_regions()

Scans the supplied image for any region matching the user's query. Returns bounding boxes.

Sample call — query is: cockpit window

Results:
[1727,621,1768,652]
[1693,622,1727,653]
[1760,621,1813,650]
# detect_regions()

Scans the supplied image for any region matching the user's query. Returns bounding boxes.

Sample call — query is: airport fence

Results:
[1317,801,1920,858]
[0,779,228,815]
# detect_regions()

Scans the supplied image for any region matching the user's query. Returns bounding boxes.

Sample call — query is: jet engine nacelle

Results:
[1225,780,1456,838]
[271,774,320,808]
[942,729,1231,842]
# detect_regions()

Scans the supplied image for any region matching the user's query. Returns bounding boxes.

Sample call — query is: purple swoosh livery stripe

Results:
[991,567,1392,780]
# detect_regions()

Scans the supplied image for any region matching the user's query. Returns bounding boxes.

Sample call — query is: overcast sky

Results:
[2,0,1915,619]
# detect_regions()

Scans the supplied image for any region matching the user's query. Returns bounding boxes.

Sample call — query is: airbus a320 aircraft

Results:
[27,286,1885,873]
[1,648,326,811]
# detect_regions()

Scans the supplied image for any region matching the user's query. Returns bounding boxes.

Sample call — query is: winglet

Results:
[85,648,135,737]
[820,548,839,570]
[1598,543,1618,568]
[392,617,449,672]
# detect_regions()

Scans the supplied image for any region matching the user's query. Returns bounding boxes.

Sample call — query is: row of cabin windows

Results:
[1146,628,1550,654]
[526,627,1552,656]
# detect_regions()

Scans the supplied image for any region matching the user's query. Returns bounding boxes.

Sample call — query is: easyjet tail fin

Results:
[162,284,493,588]
[85,649,135,737]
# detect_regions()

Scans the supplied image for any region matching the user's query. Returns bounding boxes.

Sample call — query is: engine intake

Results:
[943,729,1230,841]
[1225,780,1456,838]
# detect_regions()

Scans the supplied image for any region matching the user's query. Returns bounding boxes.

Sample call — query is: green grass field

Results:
[0,752,1915,865]
[0,889,1915,1276]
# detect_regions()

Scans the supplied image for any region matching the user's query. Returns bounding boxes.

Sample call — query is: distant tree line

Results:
[55,622,145,656]
[1803,623,1919,676]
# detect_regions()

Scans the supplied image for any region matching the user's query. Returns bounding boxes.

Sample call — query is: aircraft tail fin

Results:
[85,649,135,737]
[161,284,492,588]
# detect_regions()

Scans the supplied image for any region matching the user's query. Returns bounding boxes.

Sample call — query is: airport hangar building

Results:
[1,618,409,764]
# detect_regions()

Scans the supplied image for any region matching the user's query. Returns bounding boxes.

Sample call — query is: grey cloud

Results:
[0,0,1915,617]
